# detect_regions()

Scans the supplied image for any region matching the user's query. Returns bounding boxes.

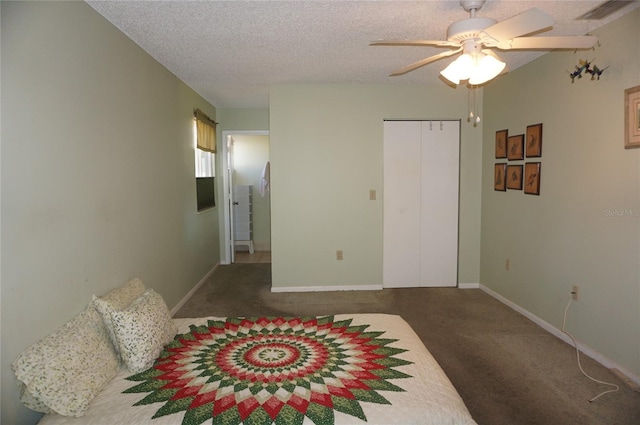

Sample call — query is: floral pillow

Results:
[93,278,146,354]
[12,305,120,417]
[110,288,177,373]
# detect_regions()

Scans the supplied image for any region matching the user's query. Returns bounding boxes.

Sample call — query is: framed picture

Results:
[624,85,640,149]
[526,123,543,157]
[506,164,523,190]
[494,163,507,191]
[507,134,524,160]
[495,129,508,158]
[524,162,541,195]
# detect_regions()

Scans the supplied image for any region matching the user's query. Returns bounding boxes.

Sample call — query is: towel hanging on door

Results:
[259,161,270,196]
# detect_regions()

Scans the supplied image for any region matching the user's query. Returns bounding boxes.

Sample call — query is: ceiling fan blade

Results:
[500,35,598,50]
[370,39,458,48]
[389,47,462,76]
[482,8,554,43]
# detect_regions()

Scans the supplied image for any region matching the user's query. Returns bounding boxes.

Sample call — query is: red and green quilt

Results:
[37,314,478,425]
[124,316,412,425]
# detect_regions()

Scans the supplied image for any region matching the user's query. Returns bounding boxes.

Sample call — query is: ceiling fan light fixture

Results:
[440,50,505,85]
[440,53,474,84]
[468,54,506,85]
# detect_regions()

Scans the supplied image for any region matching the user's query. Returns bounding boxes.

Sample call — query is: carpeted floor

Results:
[175,263,640,425]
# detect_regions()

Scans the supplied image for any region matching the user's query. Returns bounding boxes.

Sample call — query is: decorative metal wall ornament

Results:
[587,64,608,80]
[568,58,608,82]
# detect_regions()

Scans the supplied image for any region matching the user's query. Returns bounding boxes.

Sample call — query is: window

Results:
[195,148,215,178]
[196,175,215,211]
[195,148,215,211]
[193,109,217,211]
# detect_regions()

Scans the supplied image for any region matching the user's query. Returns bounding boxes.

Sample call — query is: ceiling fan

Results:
[371,0,598,85]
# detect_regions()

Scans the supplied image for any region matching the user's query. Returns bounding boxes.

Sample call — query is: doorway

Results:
[220,130,271,264]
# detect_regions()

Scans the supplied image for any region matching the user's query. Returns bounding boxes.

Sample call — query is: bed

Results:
[13,280,477,425]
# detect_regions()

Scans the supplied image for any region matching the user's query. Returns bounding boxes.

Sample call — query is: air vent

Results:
[577,0,635,20]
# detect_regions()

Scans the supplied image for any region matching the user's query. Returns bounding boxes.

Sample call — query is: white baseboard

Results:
[171,263,219,316]
[272,283,479,292]
[271,284,383,293]
[479,284,640,387]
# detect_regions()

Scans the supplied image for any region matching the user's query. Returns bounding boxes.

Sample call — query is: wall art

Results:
[625,85,640,149]
[495,129,508,159]
[507,134,524,160]
[526,123,543,157]
[524,162,541,195]
[494,163,507,191]
[506,164,523,190]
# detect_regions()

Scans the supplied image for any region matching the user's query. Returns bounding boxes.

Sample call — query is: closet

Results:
[383,120,460,288]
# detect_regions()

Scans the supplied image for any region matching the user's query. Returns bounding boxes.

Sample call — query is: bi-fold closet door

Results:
[383,120,460,288]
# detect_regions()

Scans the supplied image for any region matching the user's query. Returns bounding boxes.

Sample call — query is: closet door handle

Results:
[233,202,239,205]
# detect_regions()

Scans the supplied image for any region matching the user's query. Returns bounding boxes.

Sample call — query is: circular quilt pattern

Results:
[125,316,413,425]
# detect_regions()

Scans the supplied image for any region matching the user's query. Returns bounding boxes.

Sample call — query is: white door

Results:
[226,136,236,263]
[383,121,422,287]
[383,120,460,288]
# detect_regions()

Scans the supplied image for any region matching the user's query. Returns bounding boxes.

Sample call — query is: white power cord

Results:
[561,294,619,402]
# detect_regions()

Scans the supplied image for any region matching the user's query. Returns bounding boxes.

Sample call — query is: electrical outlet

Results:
[571,285,579,301]
[505,259,510,271]
[369,190,377,201]
[336,250,343,261]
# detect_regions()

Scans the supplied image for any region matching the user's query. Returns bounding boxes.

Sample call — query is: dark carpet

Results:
[175,263,640,425]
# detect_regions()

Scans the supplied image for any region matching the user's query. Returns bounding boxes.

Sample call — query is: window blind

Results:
[194,109,217,153]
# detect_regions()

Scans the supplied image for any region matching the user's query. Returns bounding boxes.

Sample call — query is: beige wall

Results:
[481,8,640,378]
[218,108,269,131]
[269,84,483,288]
[1,2,220,423]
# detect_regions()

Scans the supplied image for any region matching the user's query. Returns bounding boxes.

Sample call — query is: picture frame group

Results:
[494,124,542,195]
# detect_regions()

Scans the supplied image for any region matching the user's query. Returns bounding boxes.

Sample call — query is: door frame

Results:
[220,130,270,264]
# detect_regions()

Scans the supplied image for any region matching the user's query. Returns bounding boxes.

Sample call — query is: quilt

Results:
[38,314,477,425]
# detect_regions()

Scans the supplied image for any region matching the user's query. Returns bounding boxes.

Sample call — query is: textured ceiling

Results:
[86,0,639,109]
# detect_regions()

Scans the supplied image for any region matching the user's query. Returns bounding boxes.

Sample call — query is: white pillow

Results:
[93,278,146,354]
[12,306,120,417]
[110,288,177,373]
